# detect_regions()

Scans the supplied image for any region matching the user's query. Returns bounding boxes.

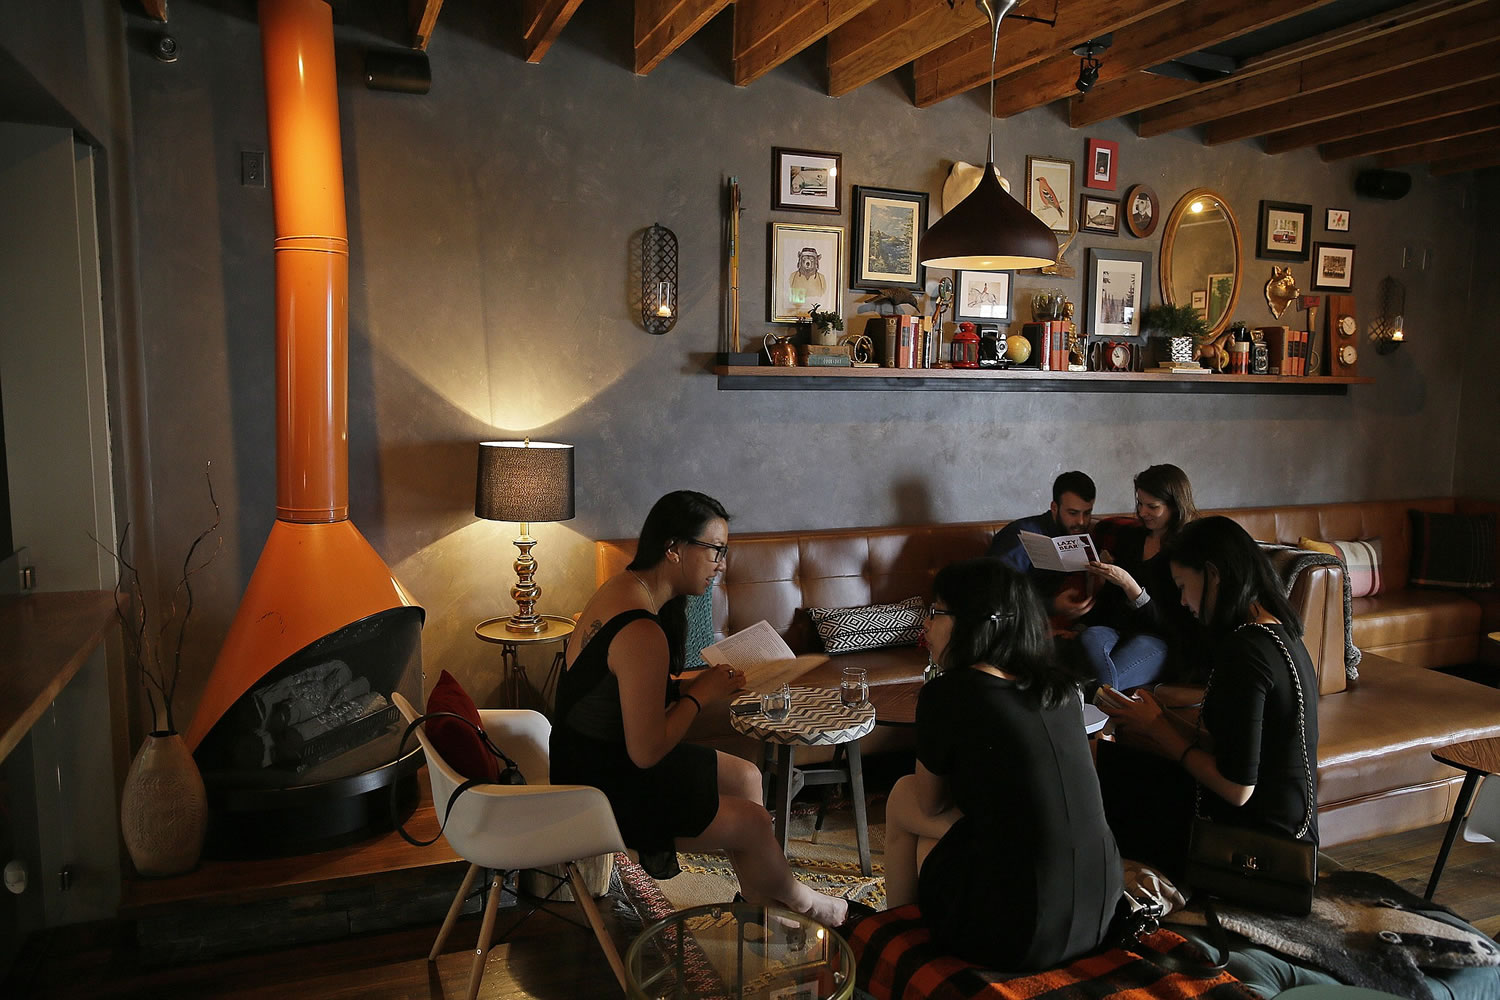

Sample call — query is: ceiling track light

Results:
[1072,34,1112,95]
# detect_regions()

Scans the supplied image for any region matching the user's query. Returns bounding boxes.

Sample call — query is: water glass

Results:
[840,667,869,708]
[761,683,791,722]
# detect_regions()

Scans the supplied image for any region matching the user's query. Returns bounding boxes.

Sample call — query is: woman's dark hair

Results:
[931,558,1076,709]
[628,490,731,674]
[1164,516,1302,638]
[1134,463,1199,538]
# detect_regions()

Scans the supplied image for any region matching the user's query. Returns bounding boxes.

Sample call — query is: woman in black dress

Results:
[550,490,849,927]
[1098,516,1319,873]
[884,558,1122,969]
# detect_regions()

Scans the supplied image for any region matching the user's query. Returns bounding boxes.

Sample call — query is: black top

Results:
[914,667,1122,970]
[1086,522,1199,679]
[987,511,1072,599]
[1200,622,1320,846]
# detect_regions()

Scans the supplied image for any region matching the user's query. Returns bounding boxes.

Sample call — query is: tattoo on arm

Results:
[577,619,604,650]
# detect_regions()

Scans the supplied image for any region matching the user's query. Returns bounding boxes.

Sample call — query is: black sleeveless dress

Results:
[550,609,720,862]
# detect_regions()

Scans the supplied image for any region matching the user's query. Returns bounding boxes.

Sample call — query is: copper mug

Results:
[764,333,797,367]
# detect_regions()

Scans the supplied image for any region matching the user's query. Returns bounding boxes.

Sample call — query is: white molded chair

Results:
[1464,774,1500,844]
[392,693,629,998]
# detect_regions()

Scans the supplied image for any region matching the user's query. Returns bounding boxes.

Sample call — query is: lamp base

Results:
[504,614,548,635]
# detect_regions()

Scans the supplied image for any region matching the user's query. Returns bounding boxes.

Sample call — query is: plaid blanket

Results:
[848,904,1257,1000]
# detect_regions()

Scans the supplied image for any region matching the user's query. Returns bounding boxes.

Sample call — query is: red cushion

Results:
[424,670,500,783]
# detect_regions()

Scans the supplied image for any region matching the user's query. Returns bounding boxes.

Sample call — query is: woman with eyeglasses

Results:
[551,490,850,927]
[884,558,1121,969]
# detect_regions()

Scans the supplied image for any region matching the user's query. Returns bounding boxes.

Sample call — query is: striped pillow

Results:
[808,596,925,654]
[1300,536,1383,598]
[1408,511,1496,590]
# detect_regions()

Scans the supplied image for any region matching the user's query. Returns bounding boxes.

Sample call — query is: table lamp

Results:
[475,439,575,634]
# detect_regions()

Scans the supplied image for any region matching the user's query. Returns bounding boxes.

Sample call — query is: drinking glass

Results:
[761,683,791,721]
[840,667,869,708]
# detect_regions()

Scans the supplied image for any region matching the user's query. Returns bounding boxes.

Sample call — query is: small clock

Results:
[1339,344,1358,366]
[1338,315,1356,338]
[1106,342,1133,372]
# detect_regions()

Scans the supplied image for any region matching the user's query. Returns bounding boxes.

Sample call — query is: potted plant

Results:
[806,304,844,347]
[1140,303,1211,365]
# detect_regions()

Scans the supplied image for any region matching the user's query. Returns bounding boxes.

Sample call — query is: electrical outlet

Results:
[241,150,266,187]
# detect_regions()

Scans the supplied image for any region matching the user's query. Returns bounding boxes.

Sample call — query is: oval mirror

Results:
[1159,189,1242,340]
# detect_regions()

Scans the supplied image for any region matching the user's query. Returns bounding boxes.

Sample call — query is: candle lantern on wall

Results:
[641,223,679,334]
[950,322,981,368]
[1371,276,1405,355]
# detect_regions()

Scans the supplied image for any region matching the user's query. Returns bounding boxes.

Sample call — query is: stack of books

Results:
[800,343,852,367]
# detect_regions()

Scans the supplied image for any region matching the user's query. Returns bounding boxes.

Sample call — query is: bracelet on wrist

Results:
[683,693,702,713]
[1177,743,1197,766]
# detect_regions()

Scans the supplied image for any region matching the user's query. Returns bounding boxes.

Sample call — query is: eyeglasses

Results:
[927,603,1012,622]
[683,538,729,562]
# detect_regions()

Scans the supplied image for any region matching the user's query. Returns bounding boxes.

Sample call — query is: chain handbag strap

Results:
[1193,622,1314,840]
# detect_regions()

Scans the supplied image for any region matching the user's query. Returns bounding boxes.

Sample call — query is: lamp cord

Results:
[979,0,1020,164]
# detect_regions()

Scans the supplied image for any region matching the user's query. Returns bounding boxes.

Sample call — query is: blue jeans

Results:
[1078,626,1169,690]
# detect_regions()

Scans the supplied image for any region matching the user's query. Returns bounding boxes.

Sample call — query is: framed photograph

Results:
[769,222,844,322]
[955,270,1011,323]
[1085,248,1152,342]
[1080,195,1120,235]
[1326,207,1350,232]
[1025,155,1074,233]
[1191,289,1208,318]
[851,186,927,291]
[1257,200,1312,261]
[1123,184,1159,238]
[772,147,841,213]
[1311,242,1356,291]
[1085,138,1118,190]
[1206,272,1235,329]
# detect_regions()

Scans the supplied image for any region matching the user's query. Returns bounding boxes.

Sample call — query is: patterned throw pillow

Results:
[684,583,716,668]
[1408,511,1496,590]
[1299,536,1384,598]
[807,596,925,654]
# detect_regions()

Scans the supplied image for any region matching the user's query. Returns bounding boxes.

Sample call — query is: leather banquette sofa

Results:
[596,497,1500,848]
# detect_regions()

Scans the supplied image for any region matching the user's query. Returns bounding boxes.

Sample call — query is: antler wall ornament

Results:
[1040,222,1079,278]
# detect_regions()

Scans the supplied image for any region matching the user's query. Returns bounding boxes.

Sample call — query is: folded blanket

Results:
[1261,544,1361,682]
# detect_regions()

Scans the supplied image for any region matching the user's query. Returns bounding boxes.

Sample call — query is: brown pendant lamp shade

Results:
[919,161,1058,270]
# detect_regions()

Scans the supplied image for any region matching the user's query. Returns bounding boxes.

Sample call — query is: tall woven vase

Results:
[120,731,208,877]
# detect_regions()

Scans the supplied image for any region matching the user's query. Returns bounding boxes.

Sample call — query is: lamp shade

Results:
[475,441,575,522]
[919,159,1058,271]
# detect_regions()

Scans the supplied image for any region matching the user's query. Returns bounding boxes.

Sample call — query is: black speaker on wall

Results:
[1355,169,1411,200]
[364,49,431,94]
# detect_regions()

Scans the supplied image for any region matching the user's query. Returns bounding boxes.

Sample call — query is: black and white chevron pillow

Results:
[808,596,925,654]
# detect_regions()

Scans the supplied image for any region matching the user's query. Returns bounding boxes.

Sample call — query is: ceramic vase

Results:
[120,731,208,877]
[1168,336,1195,362]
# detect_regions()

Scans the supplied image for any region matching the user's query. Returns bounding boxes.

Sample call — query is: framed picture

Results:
[1256,200,1312,261]
[1191,289,1208,318]
[1326,208,1350,232]
[851,186,927,291]
[1311,242,1356,291]
[1080,195,1120,235]
[772,147,842,213]
[1123,184,1159,238]
[1085,248,1152,342]
[1206,272,1235,329]
[955,270,1011,322]
[1085,138,1118,190]
[1025,155,1074,233]
[769,222,844,322]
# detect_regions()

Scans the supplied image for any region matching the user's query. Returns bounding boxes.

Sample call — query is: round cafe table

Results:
[865,679,1108,734]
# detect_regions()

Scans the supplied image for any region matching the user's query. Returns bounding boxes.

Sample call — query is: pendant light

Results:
[919,0,1058,271]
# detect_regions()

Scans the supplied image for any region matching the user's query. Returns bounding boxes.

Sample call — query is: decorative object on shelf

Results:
[1005,330,1033,364]
[806,304,843,346]
[950,322,981,368]
[1062,301,1086,370]
[918,0,1057,272]
[1326,208,1350,232]
[1140,303,1210,372]
[843,332,877,365]
[1026,154,1074,233]
[1159,189,1242,345]
[1081,194,1120,234]
[1256,200,1312,262]
[475,440,575,634]
[769,222,843,323]
[1086,247,1152,343]
[1089,340,1135,372]
[932,275,954,332]
[1039,221,1079,278]
[722,176,756,365]
[852,186,927,291]
[1123,184,1159,238]
[956,270,1010,322]
[1264,265,1299,319]
[640,223,678,335]
[1228,322,1252,374]
[1085,137,1118,189]
[1325,293,1359,375]
[1302,294,1323,375]
[763,332,797,366]
[978,326,1006,368]
[1249,329,1270,375]
[1032,288,1065,321]
[771,146,841,213]
[1312,241,1356,292]
[1371,277,1405,355]
[867,285,921,315]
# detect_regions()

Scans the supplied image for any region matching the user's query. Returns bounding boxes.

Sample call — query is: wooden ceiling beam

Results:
[1429,147,1500,174]
[1264,77,1500,153]
[140,0,168,20]
[636,0,731,75]
[1199,41,1500,146]
[1138,0,1497,137]
[1069,73,1195,127]
[407,0,443,50]
[912,0,1180,109]
[986,0,1338,119]
[828,0,986,99]
[1377,127,1500,167]
[1320,105,1500,161]
[521,0,585,63]
[733,0,879,87]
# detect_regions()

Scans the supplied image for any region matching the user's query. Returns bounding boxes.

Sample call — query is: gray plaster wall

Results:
[1455,166,1500,501]
[123,2,1485,711]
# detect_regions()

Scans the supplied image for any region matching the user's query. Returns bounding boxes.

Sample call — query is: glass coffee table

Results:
[625,902,854,1000]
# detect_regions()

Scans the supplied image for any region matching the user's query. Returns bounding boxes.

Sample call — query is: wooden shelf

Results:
[0,590,117,763]
[714,366,1374,395]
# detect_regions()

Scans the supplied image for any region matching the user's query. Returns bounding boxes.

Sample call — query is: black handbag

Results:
[1185,623,1317,916]
[389,711,526,848]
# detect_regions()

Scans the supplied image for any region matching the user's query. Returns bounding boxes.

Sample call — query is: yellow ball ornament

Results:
[1004,334,1032,364]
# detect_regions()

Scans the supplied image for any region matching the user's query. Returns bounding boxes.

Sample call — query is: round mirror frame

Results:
[1159,188,1243,341]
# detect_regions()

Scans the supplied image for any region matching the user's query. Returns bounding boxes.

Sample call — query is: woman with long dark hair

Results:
[550,490,849,926]
[884,558,1121,969]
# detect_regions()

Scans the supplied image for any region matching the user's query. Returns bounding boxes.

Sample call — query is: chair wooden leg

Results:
[431,863,482,961]
[567,861,628,994]
[468,871,505,1000]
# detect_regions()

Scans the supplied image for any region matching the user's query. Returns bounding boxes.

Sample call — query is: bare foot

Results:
[799,891,848,929]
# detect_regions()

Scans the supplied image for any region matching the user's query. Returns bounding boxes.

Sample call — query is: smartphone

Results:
[1093,685,1136,710]
[730,702,761,717]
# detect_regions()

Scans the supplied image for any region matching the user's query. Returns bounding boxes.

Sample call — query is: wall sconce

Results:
[1371,276,1406,355]
[641,223,678,334]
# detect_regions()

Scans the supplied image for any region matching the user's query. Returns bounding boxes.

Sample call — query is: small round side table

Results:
[475,614,575,712]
